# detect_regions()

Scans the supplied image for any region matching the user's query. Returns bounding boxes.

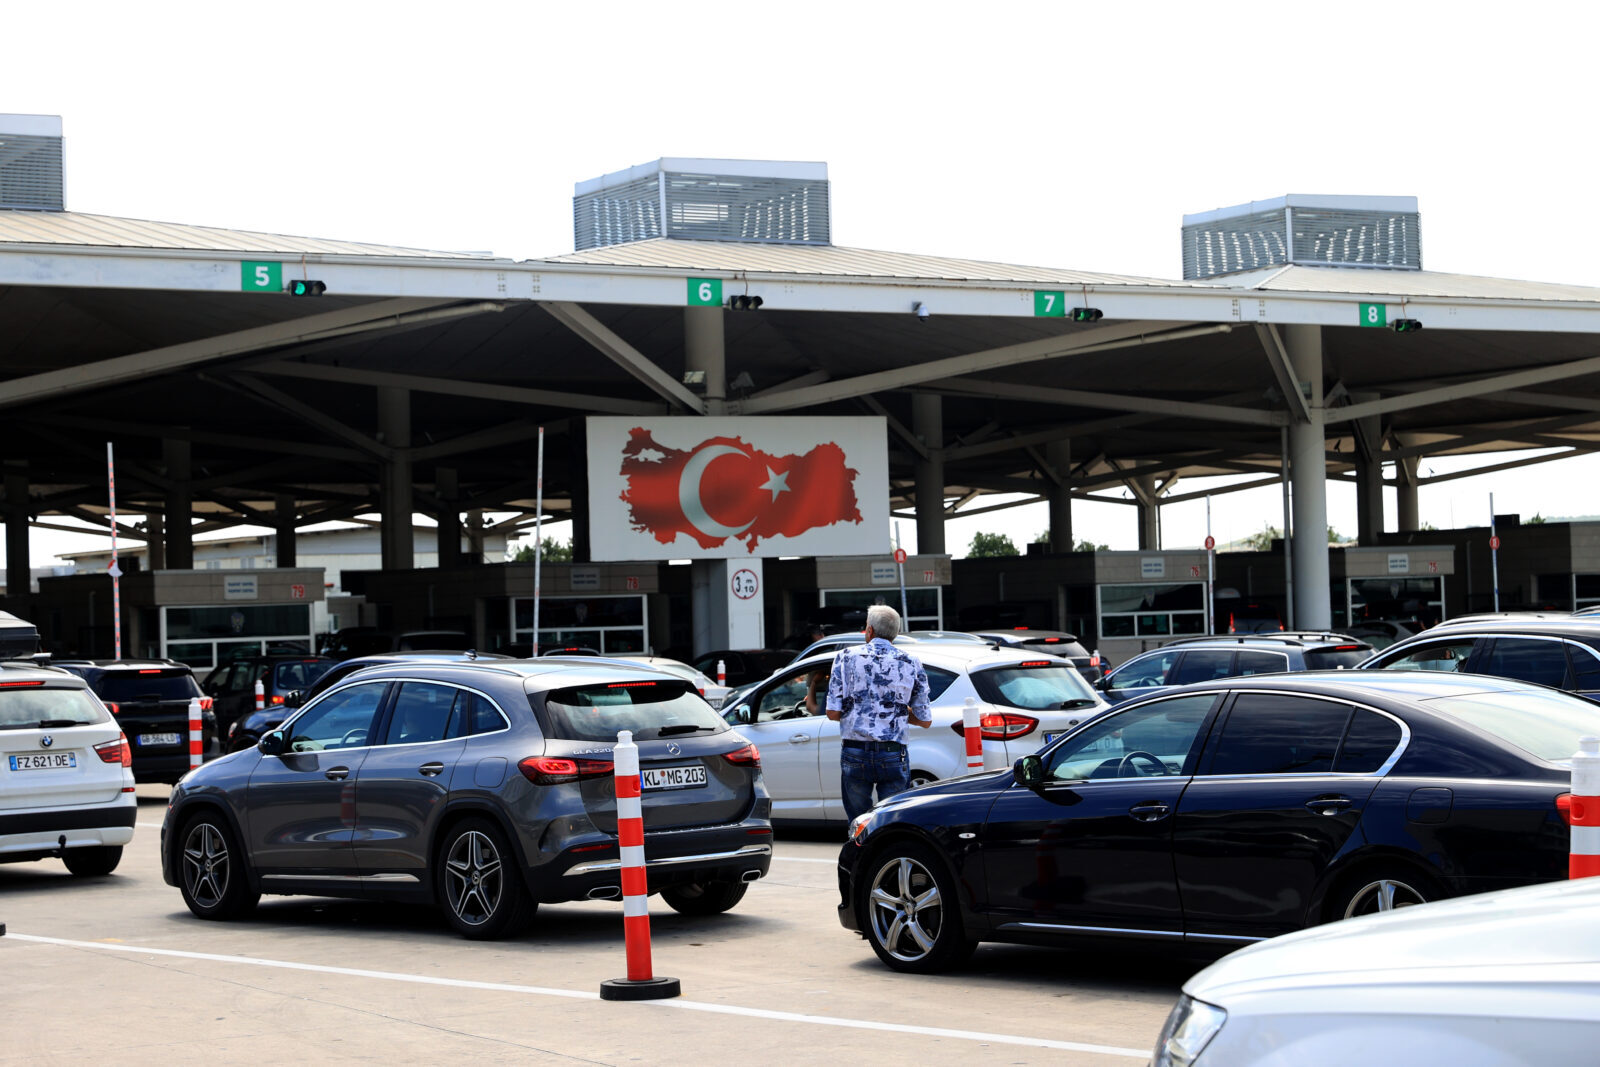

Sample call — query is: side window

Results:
[1573,645,1600,692]
[1045,693,1217,780]
[1170,650,1235,685]
[1235,650,1289,676]
[756,671,813,722]
[222,662,252,694]
[1335,709,1403,773]
[1479,638,1572,690]
[1205,693,1351,775]
[383,682,456,745]
[1374,640,1476,672]
[448,690,507,738]
[1107,649,1180,691]
[288,682,388,752]
[925,666,958,702]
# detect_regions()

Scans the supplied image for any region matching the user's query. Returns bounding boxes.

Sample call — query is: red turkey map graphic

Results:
[618,428,862,551]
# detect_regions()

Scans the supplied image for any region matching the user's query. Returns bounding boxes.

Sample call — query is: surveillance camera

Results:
[914,302,930,321]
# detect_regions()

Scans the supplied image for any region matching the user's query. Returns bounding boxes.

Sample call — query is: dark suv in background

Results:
[202,653,334,739]
[56,660,217,783]
[1097,632,1373,705]
[1359,617,1600,701]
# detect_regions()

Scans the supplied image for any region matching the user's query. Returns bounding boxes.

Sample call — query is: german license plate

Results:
[641,764,707,791]
[10,753,76,771]
[138,732,181,747]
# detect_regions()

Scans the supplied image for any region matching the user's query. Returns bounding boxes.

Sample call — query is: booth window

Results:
[1097,582,1205,638]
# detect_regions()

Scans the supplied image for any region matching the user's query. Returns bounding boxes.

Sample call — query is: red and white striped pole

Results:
[962,696,983,773]
[600,729,680,1001]
[717,660,727,687]
[1570,735,1600,880]
[188,696,204,771]
[254,679,265,712]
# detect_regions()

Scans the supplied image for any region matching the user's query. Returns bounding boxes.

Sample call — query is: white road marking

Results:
[137,822,164,829]
[4,933,1147,1058]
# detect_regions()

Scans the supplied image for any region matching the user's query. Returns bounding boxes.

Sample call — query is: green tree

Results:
[967,531,1020,558]
[1245,526,1281,552]
[1528,513,1548,525]
[514,537,573,562]
[1074,539,1109,552]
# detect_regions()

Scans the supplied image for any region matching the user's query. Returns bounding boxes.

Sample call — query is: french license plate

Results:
[138,732,181,747]
[641,764,708,791]
[10,753,76,771]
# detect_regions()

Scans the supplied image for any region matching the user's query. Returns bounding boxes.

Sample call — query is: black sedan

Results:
[837,671,1587,972]
[163,659,772,939]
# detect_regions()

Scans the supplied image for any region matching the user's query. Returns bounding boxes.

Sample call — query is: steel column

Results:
[4,462,29,599]
[684,306,726,415]
[1047,439,1073,552]
[913,394,945,554]
[378,387,413,571]
[163,438,193,571]
[1285,325,1331,628]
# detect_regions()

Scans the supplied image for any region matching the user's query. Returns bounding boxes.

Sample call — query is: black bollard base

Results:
[599,976,681,1001]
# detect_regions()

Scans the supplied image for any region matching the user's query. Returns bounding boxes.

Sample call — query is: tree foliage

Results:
[1244,526,1281,552]
[967,531,1020,558]
[514,537,573,563]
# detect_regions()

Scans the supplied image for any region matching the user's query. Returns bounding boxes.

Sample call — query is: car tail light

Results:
[980,713,1038,740]
[138,668,163,674]
[95,734,132,767]
[1558,793,1574,825]
[1017,660,1054,668]
[0,680,44,688]
[270,694,285,705]
[518,755,614,785]
[1334,644,1363,651]
[104,701,121,716]
[723,743,760,766]
[1041,637,1063,643]
[198,696,214,713]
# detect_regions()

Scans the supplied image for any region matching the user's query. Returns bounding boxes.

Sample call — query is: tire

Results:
[62,845,122,877]
[1327,867,1442,923]
[661,879,749,915]
[858,840,976,973]
[178,812,259,920]
[908,771,938,789]
[437,818,534,940]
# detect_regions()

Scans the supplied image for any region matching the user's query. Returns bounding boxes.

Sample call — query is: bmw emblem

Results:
[666,743,681,756]
[40,736,53,748]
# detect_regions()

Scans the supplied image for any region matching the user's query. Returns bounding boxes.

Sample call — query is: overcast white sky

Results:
[7,0,1600,565]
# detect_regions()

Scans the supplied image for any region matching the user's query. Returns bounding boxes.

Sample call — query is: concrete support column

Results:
[163,438,193,571]
[692,559,764,658]
[145,514,165,571]
[4,462,29,599]
[1136,476,1160,550]
[1351,393,1384,544]
[435,467,462,568]
[684,306,727,416]
[378,387,413,571]
[1396,453,1421,532]
[1285,324,1331,629]
[913,393,945,554]
[466,509,485,564]
[1047,439,1073,553]
[569,433,590,563]
[274,494,297,568]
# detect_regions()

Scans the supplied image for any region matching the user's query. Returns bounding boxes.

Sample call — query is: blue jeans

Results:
[841,743,910,824]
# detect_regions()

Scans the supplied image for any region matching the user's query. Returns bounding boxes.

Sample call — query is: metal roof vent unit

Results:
[574,158,830,250]
[0,114,65,211]
[1181,194,1420,279]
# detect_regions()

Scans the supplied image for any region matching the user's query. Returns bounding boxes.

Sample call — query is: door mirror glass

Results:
[258,729,287,756]
[733,704,753,725]
[284,689,304,708]
[1013,754,1044,787]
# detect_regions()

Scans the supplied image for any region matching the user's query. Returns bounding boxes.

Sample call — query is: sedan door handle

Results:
[1128,802,1171,822]
[418,762,445,777]
[1306,795,1353,815]
[324,766,350,781]
[789,734,812,744]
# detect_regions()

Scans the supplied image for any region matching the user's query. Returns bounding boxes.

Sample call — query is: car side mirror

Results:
[732,704,753,725]
[1013,754,1044,787]
[284,690,304,708]
[258,729,287,756]
[1094,675,1111,691]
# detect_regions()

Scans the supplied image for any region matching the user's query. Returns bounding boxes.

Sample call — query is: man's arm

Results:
[824,656,847,721]
[906,663,933,727]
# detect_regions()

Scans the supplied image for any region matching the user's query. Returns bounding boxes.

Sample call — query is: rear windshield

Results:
[1302,648,1373,671]
[96,671,199,702]
[273,660,333,690]
[0,686,107,728]
[971,664,1099,710]
[540,679,730,742]
[1423,689,1600,761]
[1020,638,1090,659]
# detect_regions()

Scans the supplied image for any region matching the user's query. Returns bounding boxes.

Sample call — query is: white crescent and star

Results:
[678,444,790,540]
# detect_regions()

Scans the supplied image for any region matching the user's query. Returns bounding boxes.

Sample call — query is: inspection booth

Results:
[1333,545,1455,628]
[761,555,953,642]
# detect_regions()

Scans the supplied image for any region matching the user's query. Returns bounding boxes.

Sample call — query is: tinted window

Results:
[0,686,106,727]
[1480,638,1572,690]
[96,671,199,701]
[288,682,388,751]
[1573,645,1600,692]
[1423,689,1600,761]
[383,682,456,745]
[1235,649,1289,675]
[925,666,958,701]
[1373,640,1475,672]
[448,691,507,738]
[1046,693,1217,780]
[1107,649,1180,691]
[1020,639,1090,659]
[272,660,333,691]
[1171,650,1234,685]
[1335,709,1403,773]
[972,665,1098,710]
[1207,693,1350,775]
[1302,647,1372,671]
[542,680,728,742]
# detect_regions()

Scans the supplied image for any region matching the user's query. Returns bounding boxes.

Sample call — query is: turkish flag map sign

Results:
[587,417,890,560]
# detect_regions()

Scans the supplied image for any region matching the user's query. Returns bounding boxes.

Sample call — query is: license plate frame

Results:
[9,753,77,771]
[137,732,182,747]
[641,764,708,791]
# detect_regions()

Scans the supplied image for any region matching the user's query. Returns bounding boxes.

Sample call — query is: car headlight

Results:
[848,812,873,843]
[1152,994,1226,1067]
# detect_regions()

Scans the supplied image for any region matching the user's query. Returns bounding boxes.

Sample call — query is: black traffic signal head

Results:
[728,294,763,310]
[1391,318,1423,333]
[289,279,326,296]
[1071,307,1103,323]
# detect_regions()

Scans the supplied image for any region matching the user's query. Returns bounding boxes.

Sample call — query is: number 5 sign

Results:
[242,261,282,292]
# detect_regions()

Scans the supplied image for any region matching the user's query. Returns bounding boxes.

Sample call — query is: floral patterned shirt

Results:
[825,638,932,743]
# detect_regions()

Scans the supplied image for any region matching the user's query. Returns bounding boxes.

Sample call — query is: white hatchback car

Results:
[608,654,732,708]
[723,645,1108,821]
[1154,876,1600,1066]
[0,662,137,876]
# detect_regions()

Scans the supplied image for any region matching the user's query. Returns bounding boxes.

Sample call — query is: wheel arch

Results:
[431,799,532,903]
[1309,848,1450,925]
[166,796,258,892]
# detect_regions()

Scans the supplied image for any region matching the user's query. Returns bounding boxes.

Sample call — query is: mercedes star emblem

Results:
[666,743,682,756]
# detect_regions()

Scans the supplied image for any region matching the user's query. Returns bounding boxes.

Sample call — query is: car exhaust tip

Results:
[740,869,763,883]
[587,885,622,900]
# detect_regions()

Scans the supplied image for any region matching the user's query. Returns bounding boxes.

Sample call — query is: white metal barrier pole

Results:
[253,679,265,712]
[187,696,204,771]
[1570,736,1600,880]
[600,730,680,1001]
[717,660,727,687]
[962,696,982,773]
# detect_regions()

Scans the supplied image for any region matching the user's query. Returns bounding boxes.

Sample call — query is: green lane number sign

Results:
[242,261,282,293]
[688,278,723,306]
[1034,291,1066,317]
[1358,302,1387,327]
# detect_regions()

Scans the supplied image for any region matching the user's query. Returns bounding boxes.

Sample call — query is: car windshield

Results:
[1423,689,1600,761]
[97,671,196,701]
[1302,647,1372,670]
[0,686,106,727]
[972,664,1098,709]
[540,679,729,742]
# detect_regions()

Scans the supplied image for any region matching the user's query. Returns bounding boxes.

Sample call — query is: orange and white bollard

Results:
[188,696,204,770]
[962,696,983,773]
[599,729,680,1001]
[254,679,265,711]
[716,660,726,687]
[1569,736,1600,880]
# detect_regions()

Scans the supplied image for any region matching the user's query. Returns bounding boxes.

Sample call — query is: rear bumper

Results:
[0,796,137,857]
[529,823,774,903]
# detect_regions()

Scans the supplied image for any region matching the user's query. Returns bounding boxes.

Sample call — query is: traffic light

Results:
[1391,318,1423,333]
[727,294,763,310]
[1071,307,1103,322]
[289,279,326,296]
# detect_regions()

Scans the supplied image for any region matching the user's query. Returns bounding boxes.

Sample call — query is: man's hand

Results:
[909,714,932,729]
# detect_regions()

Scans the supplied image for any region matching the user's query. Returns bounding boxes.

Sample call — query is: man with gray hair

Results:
[825,604,932,823]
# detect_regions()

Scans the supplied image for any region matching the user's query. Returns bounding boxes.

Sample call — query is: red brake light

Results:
[1018,661,1053,668]
[104,701,121,716]
[606,681,659,689]
[0,680,44,688]
[978,712,1038,740]
[1334,645,1363,652]
[518,755,614,785]
[138,669,162,674]
[723,743,760,766]
[1557,793,1574,825]
[1041,637,1062,643]
[270,694,285,705]
[1013,626,1028,630]
[198,696,213,713]
[95,734,132,767]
